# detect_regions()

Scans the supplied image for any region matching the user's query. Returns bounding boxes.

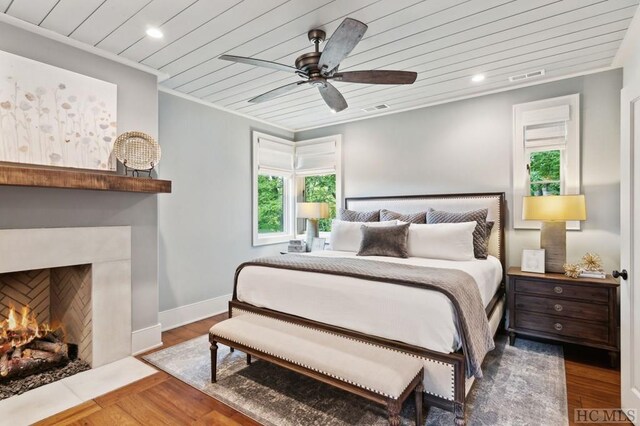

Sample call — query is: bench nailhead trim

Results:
[229,308,457,401]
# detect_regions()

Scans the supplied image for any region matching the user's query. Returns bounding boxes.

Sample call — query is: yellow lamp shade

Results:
[297,202,330,219]
[522,195,586,221]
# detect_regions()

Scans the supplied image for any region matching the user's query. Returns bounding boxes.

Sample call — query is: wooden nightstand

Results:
[507,267,620,367]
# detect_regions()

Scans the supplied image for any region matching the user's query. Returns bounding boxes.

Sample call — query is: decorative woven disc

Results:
[114,131,161,170]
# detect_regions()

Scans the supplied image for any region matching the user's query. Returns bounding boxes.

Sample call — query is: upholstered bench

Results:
[209,313,425,426]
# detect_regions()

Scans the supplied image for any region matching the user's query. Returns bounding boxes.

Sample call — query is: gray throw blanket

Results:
[234,254,495,379]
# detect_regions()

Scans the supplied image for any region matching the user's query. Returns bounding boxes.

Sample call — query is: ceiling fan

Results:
[219,18,417,113]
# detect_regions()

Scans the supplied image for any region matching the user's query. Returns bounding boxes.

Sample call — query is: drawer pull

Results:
[554,286,563,294]
[554,323,563,331]
[554,304,563,312]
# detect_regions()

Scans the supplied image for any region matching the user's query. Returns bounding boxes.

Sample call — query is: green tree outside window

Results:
[304,174,336,232]
[529,150,561,196]
[257,175,285,233]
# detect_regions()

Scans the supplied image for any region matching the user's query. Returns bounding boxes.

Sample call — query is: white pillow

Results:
[330,219,398,252]
[407,222,476,261]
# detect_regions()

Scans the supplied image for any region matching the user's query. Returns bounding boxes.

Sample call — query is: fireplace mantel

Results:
[0,163,171,193]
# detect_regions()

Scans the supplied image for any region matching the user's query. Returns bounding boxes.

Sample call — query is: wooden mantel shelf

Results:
[0,163,171,193]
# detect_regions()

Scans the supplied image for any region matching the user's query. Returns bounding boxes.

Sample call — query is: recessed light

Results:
[471,74,485,83]
[146,27,163,39]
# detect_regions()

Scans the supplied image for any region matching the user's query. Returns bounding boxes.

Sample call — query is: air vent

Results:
[509,69,546,83]
[362,104,390,112]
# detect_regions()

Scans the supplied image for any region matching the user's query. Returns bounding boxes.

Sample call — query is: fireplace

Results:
[0,226,132,398]
[0,265,93,393]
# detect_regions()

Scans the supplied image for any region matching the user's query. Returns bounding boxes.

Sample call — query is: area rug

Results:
[144,334,568,425]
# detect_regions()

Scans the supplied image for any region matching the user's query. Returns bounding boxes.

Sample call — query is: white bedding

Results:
[236,250,503,354]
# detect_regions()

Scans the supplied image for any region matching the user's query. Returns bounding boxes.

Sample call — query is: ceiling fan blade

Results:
[249,81,307,103]
[318,82,348,112]
[219,54,301,74]
[332,70,417,85]
[318,18,368,76]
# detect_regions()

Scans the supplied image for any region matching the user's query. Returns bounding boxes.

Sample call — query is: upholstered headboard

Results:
[345,192,506,274]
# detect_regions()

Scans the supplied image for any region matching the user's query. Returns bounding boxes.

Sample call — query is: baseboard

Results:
[131,323,162,355]
[159,293,231,332]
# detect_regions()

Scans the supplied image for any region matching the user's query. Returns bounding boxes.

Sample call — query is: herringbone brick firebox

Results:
[0,265,92,365]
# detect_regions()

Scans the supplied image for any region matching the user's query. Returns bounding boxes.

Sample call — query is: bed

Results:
[230,192,506,424]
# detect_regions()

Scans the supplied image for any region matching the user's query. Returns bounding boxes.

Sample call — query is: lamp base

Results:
[540,221,566,273]
[305,219,319,252]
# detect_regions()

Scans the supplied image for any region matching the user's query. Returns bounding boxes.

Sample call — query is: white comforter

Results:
[236,250,503,354]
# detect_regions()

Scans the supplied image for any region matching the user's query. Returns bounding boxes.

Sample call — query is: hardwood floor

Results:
[36,313,627,426]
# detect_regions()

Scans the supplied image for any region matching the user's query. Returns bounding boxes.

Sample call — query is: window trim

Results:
[252,132,295,246]
[512,94,581,230]
[252,132,342,246]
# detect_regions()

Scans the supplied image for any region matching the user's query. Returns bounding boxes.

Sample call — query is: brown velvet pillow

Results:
[357,223,410,258]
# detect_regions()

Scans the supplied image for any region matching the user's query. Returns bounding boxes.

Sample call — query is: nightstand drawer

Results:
[515,311,609,344]
[514,294,609,321]
[513,278,609,303]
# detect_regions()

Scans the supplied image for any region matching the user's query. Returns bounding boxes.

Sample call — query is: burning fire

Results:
[0,305,50,351]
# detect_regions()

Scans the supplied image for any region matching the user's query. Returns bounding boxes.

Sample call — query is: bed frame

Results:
[230,192,506,425]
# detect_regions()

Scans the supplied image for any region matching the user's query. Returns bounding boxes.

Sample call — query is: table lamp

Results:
[297,202,330,250]
[522,195,586,273]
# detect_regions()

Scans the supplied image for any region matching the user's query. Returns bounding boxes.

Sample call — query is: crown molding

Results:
[158,86,295,133]
[293,66,619,132]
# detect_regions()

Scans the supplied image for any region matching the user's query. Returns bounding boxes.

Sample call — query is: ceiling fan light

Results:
[471,74,485,83]
[146,27,163,39]
[330,109,337,114]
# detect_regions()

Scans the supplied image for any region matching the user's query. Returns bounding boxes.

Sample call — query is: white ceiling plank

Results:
[257,34,624,122]
[167,0,461,92]
[207,0,612,109]
[283,57,616,130]
[1,0,636,129]
[6,0,59,25]
[69,0,152,46]
[142,0,289,71]
[248,18,630,118]
[119,0,242,62]
[39,0,107,36]
[95,0,196,54]
[0,0,13,13]
[275,46,620,127]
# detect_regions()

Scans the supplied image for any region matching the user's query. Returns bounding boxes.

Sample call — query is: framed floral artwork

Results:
[0,49,117,171]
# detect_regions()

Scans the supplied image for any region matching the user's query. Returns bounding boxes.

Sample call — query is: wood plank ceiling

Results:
[2,0,638,131]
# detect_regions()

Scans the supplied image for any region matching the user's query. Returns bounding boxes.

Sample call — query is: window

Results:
[257,174,286,234]
[296,173,337,235]
[252,132,341,246]
[513,94,580,229]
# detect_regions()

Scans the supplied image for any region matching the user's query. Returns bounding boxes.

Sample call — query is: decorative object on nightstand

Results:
[563,263,581,278]
[522,194,587,273]
[521,249,545,273]
[114,131,161,178]
[507,267,620,367]
[297,202,330,251]
[287,240,306,253]
[311,237,326,252]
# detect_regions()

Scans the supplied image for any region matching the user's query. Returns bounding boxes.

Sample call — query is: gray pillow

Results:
[485,221,495,238]
[338,208,380,222]
[357,223,410,258]
[427,208,489,259]
[380,209,427,224]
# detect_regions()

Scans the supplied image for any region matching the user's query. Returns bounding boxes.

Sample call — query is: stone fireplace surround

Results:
[0,226,156,424]
[0,226,132,367]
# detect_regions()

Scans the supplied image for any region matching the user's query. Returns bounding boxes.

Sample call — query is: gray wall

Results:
[0,22,159,331]
[158,92,292,311]
[296,70,623,272]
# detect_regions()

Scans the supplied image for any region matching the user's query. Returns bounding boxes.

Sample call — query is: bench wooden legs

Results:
[386,400,401,426]
[247,353,252,365]
[210,341,218,383]
[415,383,424,426]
